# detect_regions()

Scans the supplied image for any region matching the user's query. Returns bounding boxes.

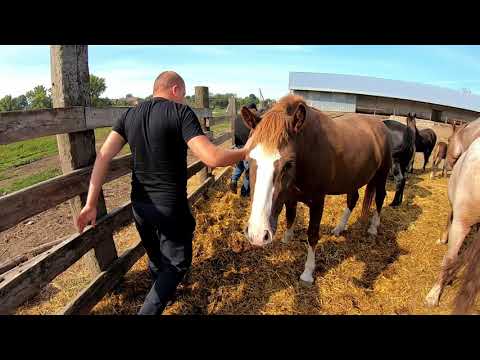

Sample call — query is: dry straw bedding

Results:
[17,157,480,315]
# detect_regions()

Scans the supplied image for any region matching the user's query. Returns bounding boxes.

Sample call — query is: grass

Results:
[211,121,231,135]
[0,136,58,173]
[0,168,62,195]
[212,107,227,117]
[0,127,130,195]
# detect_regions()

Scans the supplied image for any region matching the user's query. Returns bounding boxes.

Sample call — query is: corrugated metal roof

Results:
[289,72,480,113]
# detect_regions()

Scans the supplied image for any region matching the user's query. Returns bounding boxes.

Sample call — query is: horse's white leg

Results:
[332,208,352,236]
[300,202,323,285]
[367,210,380,236]
[426,220,470,307]
[300,245,316,284]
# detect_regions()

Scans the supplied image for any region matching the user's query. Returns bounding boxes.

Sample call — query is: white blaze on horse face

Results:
[248,144,281,246]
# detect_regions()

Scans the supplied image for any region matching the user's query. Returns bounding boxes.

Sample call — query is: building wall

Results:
[293,90,356,112]
[355,94,479,123]
[292,90,480,123]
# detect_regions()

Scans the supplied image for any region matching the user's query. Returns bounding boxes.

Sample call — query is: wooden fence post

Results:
[195,86,213,181]
[50,45,118,276]
[228,96,237,147]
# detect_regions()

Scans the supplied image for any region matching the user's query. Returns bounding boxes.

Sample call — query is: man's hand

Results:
[75,205,97,234]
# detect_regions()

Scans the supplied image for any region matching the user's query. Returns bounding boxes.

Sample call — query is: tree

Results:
[25,85,52,109]
[89,74,107,106]
[0,95,15,111]
[14,95,28,110]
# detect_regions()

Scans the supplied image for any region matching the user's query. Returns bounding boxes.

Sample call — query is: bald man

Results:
[75,71,251,315]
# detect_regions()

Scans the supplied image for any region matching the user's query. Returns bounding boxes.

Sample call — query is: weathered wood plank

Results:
[0,106,212,146]
[85,106,212,129]
[228,97,237,145]
[61,241,145,315]
[52,45,118,275]
[0,201,133,314]
[212,131,232,146]
[209,116,233,126]
[0,107,85,145]
[0,154,132,233]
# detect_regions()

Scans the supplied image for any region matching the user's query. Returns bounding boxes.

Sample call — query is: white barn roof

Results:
[289,72,480,113]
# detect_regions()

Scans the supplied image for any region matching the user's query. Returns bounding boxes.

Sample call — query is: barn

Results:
[289,72,480,123]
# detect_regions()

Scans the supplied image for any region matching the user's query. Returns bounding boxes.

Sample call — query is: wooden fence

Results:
[0,45,238,315]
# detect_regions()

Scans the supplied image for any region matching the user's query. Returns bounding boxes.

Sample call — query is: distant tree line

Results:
[185,92,275,110]
[0,75,275,112]
[0,74,137,112]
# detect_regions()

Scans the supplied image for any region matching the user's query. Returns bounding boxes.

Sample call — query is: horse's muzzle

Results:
[244,225,274,247]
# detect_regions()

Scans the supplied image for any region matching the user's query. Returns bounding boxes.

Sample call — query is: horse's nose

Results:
[263,230,272,244]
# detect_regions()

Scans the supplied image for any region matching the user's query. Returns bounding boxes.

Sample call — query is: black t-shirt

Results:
[112,97,205,207]
[234,115,251,147]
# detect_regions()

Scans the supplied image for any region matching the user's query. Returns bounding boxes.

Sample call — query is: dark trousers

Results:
[132,201,195,315]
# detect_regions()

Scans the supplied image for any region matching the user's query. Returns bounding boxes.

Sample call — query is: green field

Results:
[0,168,62,196]
[0,127,130,195]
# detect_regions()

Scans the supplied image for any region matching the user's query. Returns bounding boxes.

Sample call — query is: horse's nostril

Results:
[263,230,270,242]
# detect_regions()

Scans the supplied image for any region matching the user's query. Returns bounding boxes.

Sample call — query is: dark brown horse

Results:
[413,127,437,173]
[383,114,417,207]
[240,95,392,284]
[446,118,480,170]
[430,141,448,179]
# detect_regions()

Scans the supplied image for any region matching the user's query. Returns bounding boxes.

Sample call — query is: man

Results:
[75,71,252,315]
[229,102,257,197]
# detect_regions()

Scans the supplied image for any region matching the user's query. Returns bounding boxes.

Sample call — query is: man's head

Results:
[247,103,258,113]
[153,71,186,104]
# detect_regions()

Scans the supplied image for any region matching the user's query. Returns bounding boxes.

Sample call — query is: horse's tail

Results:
[361,182,376,220]
[432,142,440,163]
[450,230,480,314]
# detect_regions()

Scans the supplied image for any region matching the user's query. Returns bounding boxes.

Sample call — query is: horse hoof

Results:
[436,238,447,245]
[425,286,441,307]
[300,272,314,286]
[331,227,343,237]
[299,278,314,287]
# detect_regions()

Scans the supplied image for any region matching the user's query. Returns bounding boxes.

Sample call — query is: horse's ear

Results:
[240,106,261,129]
[290,103,306,134]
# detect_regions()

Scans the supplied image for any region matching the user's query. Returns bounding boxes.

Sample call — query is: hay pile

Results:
[17,157,480,315]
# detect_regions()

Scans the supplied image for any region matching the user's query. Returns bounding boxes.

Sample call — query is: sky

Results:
[1,45,480,100]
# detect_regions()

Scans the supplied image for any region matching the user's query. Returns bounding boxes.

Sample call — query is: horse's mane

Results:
[250,95,307,153]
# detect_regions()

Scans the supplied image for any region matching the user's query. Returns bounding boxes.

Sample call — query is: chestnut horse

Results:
[240,95,392,284]
[446,118,480,171]
[430,141,448,179]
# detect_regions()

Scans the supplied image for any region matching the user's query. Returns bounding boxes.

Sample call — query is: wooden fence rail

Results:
[0,106,213,145]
